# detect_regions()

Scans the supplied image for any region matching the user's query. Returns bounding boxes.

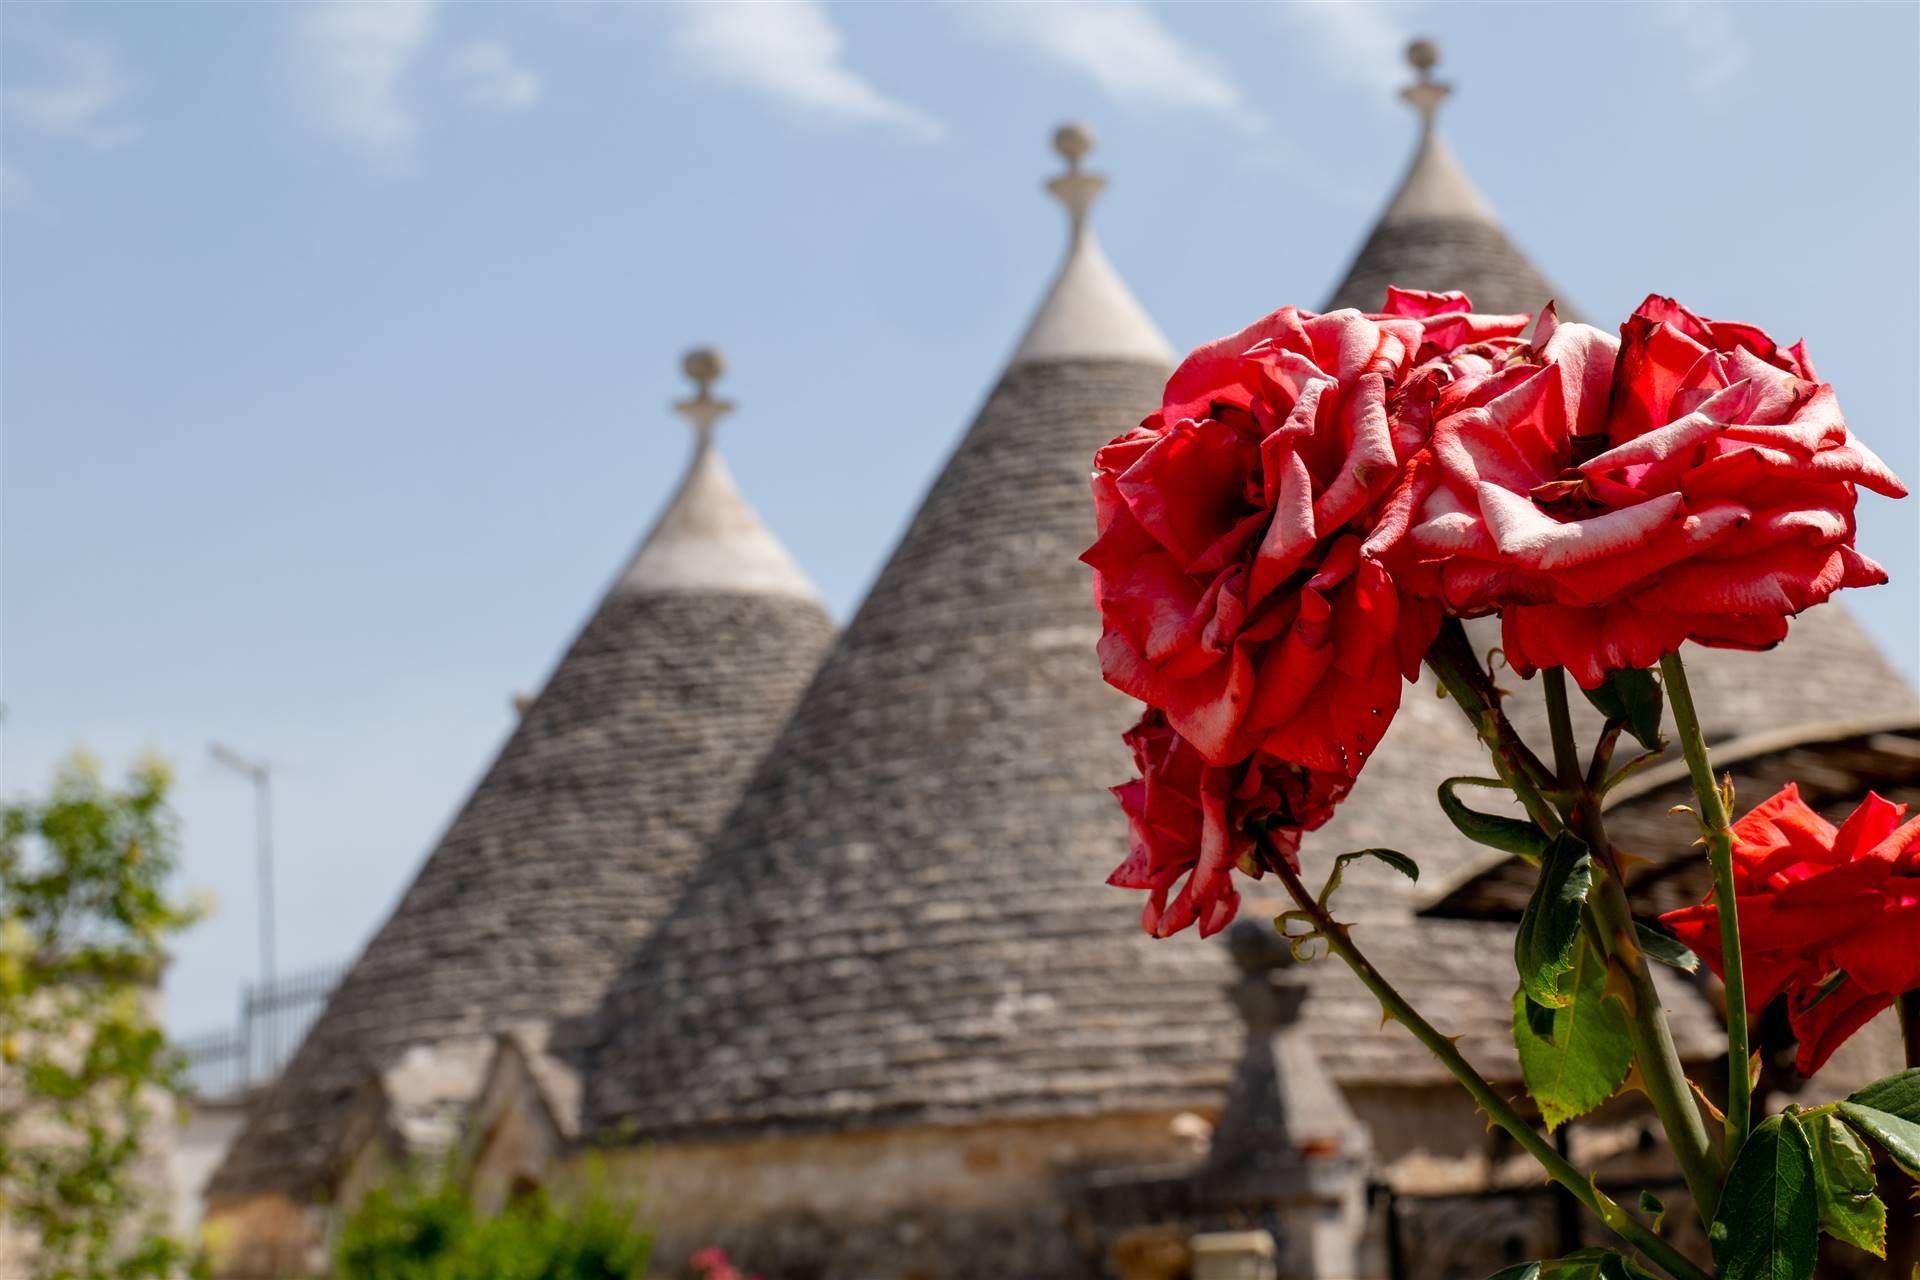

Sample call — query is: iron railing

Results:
[178,959,344,1100]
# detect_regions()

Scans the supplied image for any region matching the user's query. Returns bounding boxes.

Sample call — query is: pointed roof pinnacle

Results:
[1046,121,1106,243]
[617,346,820,601]
[673,346,734,438]
[1399,37,1451,127]
[1010,122,1174,368]
[1373,37,1495,230]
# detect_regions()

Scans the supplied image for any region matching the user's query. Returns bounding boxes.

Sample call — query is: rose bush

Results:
[1087,281,1917,1277]
[1661,783,1920,1075]
[1399,296,1907,687]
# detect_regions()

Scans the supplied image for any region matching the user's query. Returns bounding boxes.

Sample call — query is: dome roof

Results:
[574,127,1241,1142]
[209,356,836,1202]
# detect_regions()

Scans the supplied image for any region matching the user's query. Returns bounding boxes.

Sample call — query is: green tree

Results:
[0,753,203,1279]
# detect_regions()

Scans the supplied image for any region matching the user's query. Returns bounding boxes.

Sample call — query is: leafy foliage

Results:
[1316,847,1418,908]
[1486,1249,1658,1280]
[1709,1113,1818,1280]
[1793,1109,1885,1257]
[1838,1068,1920,1178]
[1437,776,1549,860]
[1515,833,1594,1009]
[1632,924,1698,974]
[334,1162,652,1280]
[1511,937,1632,1130]
[0,754,204,1280]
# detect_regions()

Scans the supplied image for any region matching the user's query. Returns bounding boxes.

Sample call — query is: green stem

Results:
[1900,990,1919,1071]
[1425,620,1562,833]
[1265,849,1712,1280]
[1586,817,1726,1220]
[1538,671,1724,1221]
[1542,667,1581,788]
[1661,651,1752,1157]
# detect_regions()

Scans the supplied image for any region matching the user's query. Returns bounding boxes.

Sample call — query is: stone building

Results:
[202,356,837,1276]
[202,41,1916,1280]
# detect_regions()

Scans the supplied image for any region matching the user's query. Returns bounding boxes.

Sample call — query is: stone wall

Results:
[557,1110,1205,1280]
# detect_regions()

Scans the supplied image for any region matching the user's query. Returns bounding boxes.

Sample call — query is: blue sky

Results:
[3,1,1915,1037]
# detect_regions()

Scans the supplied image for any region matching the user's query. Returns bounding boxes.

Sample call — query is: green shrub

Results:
[333,1164,651,1280]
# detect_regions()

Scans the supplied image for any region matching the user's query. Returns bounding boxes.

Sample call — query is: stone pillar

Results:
[1200,922,1372,1278]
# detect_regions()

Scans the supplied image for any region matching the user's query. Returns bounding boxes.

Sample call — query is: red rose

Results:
[1401,296,1906,687]
[1106,711,1351,938]
[1084,293,1526,774]
[1660,784,1920,1075]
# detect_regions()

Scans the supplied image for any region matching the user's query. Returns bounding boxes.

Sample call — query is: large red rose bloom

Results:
[1085,292,1526,776]
[1088,291,1530,937]
[1400,296,1906,687]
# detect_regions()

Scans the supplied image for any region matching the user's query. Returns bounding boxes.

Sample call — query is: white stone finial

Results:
[1399,36,1452,126]
[673,346,733,437]
[1046,120,1106,243]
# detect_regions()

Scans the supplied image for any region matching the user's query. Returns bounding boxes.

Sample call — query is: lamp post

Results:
[209,742,276,990]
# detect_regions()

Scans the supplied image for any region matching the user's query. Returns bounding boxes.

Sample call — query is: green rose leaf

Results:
[1438,776,1549,861]
[1580,666,1665,751]
[1794,1109,1886,1257]
[1846,1068,1920,1122]
[1512,938,1632,1130]
[1710,1113,1818,1280]
[1836,1100,1920,1179]
[1840,1068,1920,1176]
[1638,1189,1666,1233]
[1486,1250,1658,1280]
[1318,847,1419,909]
[1634,923,1699,973]
[1515,832,1593,1010]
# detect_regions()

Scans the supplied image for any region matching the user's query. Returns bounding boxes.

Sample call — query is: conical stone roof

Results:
[208,354,836,1202]
[575,126,1242,1141]
[1325,40,1570,320]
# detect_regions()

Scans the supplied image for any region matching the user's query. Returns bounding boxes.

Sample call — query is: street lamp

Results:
[209,742,276,989]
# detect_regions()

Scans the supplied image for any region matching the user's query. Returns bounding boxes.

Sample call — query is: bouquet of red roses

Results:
[1086,289,1913,1280]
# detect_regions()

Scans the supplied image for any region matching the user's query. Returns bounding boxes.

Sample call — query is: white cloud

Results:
[295,0,439,164]
[1278,0,1420,102]
[2,31,136,147]
[1643,0,1746,91]
[966,1,1262,130]
[450,39,541,110]
[671,0,942,141]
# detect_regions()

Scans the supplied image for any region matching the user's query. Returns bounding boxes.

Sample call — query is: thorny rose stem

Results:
[1660,651,1753,1159]
[1427,622,1723,1221]
[1261,845,1713,1280]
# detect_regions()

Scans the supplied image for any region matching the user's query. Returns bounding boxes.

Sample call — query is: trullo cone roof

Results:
[575,125,1242,1140]
[209,355,836,1201]
[1325,42,1569,321]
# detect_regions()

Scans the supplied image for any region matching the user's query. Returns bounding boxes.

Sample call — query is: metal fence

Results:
[178,960,344,1100]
